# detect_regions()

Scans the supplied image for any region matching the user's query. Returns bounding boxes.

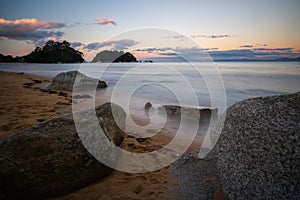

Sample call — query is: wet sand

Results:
[0,71,71,140]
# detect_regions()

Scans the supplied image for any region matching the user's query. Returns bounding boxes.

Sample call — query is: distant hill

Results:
[113,52,137,63]
[91,50,137,63]
[0,40,84,63]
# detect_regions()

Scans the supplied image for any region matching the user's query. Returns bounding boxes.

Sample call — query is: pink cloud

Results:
[0,18,65,44]
[0,18,64,32]
[95,18,116,25]
[0,36,8,40]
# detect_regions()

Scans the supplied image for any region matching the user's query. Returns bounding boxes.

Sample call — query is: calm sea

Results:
[1,62,299,113]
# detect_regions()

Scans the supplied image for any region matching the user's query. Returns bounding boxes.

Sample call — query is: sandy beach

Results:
[0,71,71,140]
[0,71,226,200]
[1,69,297,199]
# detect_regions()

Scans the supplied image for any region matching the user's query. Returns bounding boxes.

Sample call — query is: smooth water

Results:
[1,62,299,113]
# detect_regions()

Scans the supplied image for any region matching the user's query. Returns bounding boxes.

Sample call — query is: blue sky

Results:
[0,0,300,61]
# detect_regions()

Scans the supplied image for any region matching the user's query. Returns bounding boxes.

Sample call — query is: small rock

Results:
[32,80,42,84]
[48,90,57,94]
[58,91,68,97]
[158,105,218,124]
[22,82,33,88]
[72,94,93,99]
[144,102,152,110]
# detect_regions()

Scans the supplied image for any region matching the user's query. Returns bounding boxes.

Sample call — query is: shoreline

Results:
[0,71,205,150]
[0,71,224,199]
[0,71,188,199]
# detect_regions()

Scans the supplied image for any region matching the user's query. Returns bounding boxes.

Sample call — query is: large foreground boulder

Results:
[0,103,125,199]
[170,150,225,200]
[48,71,107,91]
[216,92,300,199]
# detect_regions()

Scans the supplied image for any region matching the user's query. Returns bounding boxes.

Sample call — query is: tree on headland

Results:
[24,40,84,63]
[0,40,84,63]
[0,54,14,62]
[91,50,137,63]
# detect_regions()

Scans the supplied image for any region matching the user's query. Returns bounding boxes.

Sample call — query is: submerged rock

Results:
[215,92,300,199]
[48,71,107,91]
[158,105,218,124]
[0,103,125,199]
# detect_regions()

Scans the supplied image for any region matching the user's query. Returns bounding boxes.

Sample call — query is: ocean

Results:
[1,62,299,114]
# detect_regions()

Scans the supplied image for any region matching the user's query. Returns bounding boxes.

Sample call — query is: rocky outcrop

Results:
[215,92,300,199]
[158,105,218,124]
[48,71,107,91]
[0,103,125,199]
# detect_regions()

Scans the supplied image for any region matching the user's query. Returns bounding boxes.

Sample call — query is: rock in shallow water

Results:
[216,92,300,199]
[0,103,125,199]
[158,105,218,124]
[48,70,107,91]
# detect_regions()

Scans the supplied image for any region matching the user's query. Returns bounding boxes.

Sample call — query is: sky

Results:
[0,0,300,61]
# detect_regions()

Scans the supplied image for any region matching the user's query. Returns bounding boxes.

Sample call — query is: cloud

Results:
[1,29,64,41]
[136,47,218,54]
[0,18,65,44]
[113,39,137,50]
[191,34,233,39]
[252,47,294,51]
[163,34,233,41]
[135,47,221,61]
[202,48,299,60]
[34,37,59,47]
[136,46,300,61]
[162,35,187,41]
[70,42,85,48]
[175,47,219,53]
[256,44,268,47]
[207,49,256,60]
[240,44,282,50]
[0,18,64,32]
[84,39,138,51]
[96,18,116,25]
[135,47,173,52]
[240,45,254,48]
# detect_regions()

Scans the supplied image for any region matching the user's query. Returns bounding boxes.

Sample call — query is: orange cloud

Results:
[95,18,116,25]
[0,18,65,44]
[0,18,64,32]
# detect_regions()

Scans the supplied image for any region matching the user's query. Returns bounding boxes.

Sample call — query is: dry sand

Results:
[0,71,224,200]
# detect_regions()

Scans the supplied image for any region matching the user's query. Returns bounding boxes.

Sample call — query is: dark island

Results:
[0,40,84,63]
[91,50,137,63]
[1,42,140,63]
